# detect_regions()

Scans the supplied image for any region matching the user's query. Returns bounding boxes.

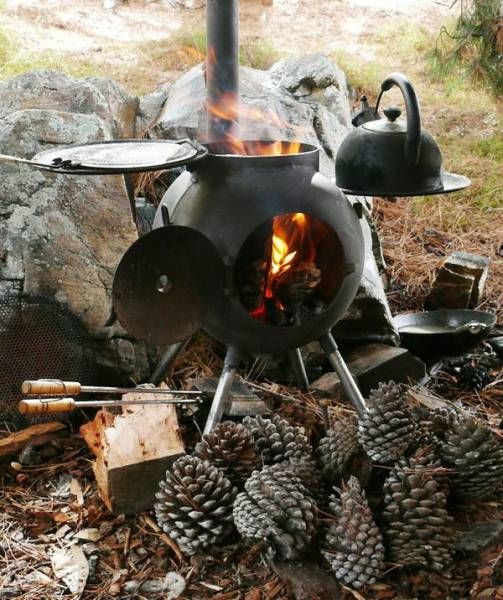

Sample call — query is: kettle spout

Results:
[351,96,378,127]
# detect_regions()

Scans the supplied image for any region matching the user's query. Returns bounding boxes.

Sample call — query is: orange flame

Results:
[207,91,303,156]
[248,212,317,319]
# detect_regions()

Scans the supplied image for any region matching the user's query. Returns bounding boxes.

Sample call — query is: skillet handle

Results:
[176,138,209,162]
[375,72,421,165]
[454,321,488,335]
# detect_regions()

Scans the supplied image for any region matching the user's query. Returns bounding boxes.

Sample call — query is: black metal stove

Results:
[111,0,368,431]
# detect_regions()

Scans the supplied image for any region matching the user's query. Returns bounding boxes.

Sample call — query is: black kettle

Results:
[335,72,470,197]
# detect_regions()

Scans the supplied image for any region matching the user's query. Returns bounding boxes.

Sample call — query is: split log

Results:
[0,422,66,459]
[80,393,184,514]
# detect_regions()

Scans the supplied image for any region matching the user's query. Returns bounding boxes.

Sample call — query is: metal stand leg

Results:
[287,347,309,392]
[149,339,190,385]
[318,333,368,418]
[203,346,241,434]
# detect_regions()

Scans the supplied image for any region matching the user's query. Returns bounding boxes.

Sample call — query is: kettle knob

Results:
[383,106,402,122]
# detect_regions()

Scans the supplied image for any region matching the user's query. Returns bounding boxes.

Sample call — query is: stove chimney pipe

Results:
[206,0,239,142]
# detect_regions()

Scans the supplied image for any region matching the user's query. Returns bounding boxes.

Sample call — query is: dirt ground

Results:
[3,0,451,76]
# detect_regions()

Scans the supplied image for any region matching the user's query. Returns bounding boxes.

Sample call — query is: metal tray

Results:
[31,139,207,175]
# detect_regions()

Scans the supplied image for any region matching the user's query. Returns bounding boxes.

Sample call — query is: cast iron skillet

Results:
[394,309,496,359]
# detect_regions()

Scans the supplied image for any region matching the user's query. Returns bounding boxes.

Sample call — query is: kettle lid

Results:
[363,107,407,133]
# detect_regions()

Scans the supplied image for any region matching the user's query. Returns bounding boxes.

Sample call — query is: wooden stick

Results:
[0,422,66,458]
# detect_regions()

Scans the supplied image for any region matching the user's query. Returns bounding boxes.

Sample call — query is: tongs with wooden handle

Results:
[19,396,201,416]
[22,379,203,397]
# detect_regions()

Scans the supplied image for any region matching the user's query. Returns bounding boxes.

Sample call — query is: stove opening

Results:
[236,213,345,326]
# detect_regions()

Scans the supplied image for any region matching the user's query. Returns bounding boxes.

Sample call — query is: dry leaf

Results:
[74,528,101,542]
[51,545,89,597]
[70,478,84,506]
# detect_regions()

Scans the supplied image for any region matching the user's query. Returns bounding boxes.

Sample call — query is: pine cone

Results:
[285,456,324,502]
[358,381,415,463]
[154,455,237,556]
[193,421,260,484]
[440,416,503,501]
[322,476,385,589]
[381,449,454,571]
[457,365,491,391]
[242,414,311,464]
[317,416,361,483]
[233,463,317,559]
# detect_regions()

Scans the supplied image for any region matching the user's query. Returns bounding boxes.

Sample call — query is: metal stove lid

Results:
[112,226,225,346]
[32,139,207,175]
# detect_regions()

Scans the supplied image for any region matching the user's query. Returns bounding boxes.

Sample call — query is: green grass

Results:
[472,135,503,161]
[331,18,502,233]
[0,49,98,80]
[0,18,98,81]
[170,26,281,70]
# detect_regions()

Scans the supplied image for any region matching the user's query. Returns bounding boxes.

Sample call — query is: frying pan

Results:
[394,309,496,359]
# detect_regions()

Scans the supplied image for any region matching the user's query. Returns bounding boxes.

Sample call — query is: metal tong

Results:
[19,379,204,416]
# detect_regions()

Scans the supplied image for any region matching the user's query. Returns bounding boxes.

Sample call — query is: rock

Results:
[0,72,149,427]
[425,267,475,310]
[310,372,341,397]
[135,84,171,135]
[344,343,425,394]
[271,560,342,600]
[425,251,490,310]
[0,70,138,138]
[0,109,136,331]
[333,214,398,345]
[191,377,267,417]
[150,55,398,344]
[456,522,503,554]
[269,53,352,128]
[311,343,425,398]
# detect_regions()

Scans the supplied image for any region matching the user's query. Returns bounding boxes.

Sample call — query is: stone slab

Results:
[425,251,490,310]
[311,343,426,398]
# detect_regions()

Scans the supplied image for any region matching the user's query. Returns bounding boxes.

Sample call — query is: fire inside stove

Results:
[236,212,344,327]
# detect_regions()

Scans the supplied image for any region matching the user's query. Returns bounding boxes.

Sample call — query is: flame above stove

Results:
[206,91,303,156]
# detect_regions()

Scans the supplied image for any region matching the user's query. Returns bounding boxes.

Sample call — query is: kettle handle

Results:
[375,72,421,165]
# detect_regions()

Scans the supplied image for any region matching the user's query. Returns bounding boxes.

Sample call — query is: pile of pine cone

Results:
[154,381,503,591]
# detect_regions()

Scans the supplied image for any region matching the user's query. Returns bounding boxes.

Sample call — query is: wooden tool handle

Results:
[21,380,81,396]
[18,398,76,415]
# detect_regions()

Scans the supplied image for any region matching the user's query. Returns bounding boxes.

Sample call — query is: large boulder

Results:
[150,54,399,345]
[0,71,139,138]
[0,72,151,420]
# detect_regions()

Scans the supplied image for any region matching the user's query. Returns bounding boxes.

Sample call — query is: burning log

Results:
[273,260,322,309]
[243,259,322,325]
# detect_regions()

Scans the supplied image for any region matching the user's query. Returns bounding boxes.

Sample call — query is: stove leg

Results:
[203,346,241,434]
[318,333,368,418]
[287,347,309,392]
[149,339,190,385]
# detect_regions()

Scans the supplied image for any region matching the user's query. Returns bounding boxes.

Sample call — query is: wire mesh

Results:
[0,294,96,429]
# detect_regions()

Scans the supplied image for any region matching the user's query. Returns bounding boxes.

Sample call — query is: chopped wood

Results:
[80,393,185,515]
[0,422,66,458]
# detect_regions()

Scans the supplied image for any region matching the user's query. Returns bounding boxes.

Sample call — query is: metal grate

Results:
[0,294,96,429]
